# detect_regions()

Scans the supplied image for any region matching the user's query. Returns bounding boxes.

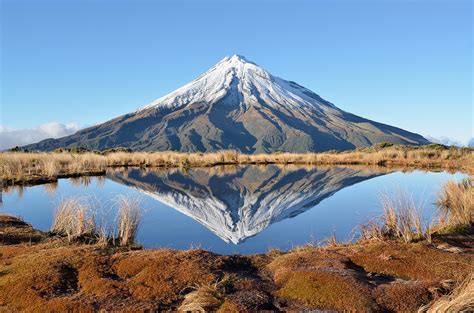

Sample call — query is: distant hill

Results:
[24,55,429,152]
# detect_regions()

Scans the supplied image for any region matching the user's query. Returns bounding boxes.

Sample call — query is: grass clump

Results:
[116,195,142,246]
[379,190,425,243]
[51,195,142,246]
[51,197,96,243]
[358,179,472,245]
[437,179,473,227]
[178,282,223,312]
[359,190,427,243]
[0,151,107,184]
[419,273,474,312]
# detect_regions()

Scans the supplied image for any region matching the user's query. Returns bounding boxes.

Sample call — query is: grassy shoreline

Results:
[1,145,472,310]
[2,144,473,186]
[0,216,471,311]
[0,179,472,311]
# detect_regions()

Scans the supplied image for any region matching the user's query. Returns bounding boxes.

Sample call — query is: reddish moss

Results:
[374,282,433,312]
[217,299,241,312]
[0,215,472,311]
[268,248,378,310]
[277,271,377,310]
[111,249,218,305]
[0,215,45,245]
[348,242,473,281]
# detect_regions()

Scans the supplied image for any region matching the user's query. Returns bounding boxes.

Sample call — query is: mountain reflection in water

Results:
[107,165,387,244]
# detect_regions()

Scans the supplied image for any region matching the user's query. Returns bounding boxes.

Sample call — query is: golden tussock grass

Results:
[178,282,223,312]
[1,144,472,184]
[115,195,141,246]
[0,152,107,183]
[380,190,425,243]
[437,179,473,227]
[358,190,427,243]
[51,197,96,243]
[419,273,474,312]
[51,195,142,246]
[359,179,473,243]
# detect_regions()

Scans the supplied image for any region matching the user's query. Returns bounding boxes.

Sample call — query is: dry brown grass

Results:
[51,197,96,243]
[1,144,472,184]
[437,179,473,227]
[358,219,387,242]
[51,195,142,246]
[359,190,428,243]
[380,190,426,243]
[0,151,107,183]
[178,282,223,312]
[359,180,473,244]
[116,195,141,246]
[419,273,474,312]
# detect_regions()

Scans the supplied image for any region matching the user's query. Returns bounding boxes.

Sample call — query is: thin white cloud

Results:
[425,135,472,147]
[0,122,80,150]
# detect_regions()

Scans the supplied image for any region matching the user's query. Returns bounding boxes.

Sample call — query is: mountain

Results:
[107,165,388,244]
[24,55,429,152]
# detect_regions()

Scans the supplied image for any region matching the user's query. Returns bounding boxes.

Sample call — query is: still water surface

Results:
[1,165,467,254]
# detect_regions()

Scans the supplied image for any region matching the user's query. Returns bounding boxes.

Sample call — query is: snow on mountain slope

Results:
[139,55,334,112]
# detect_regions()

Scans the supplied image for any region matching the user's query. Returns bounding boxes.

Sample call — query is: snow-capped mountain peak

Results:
[138,55,328,112]
[24,55,429,152]
[218,54,253,66]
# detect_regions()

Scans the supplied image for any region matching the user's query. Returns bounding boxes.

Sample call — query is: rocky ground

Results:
[0,215,472,312]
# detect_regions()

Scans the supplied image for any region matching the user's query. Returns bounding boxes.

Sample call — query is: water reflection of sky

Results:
[0,166,467,255]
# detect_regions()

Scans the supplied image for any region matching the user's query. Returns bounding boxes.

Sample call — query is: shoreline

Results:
[0,214,472,311]
[1,145,472,311]
[2,144,473,187]
[1,163,466,189]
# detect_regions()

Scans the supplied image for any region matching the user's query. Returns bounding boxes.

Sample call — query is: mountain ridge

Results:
[23,55,429,152]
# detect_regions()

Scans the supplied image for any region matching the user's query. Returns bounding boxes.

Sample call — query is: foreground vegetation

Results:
[1,144,473,185]
[358,179,472,245]
[51,195,141,247]
[0,179,472,311]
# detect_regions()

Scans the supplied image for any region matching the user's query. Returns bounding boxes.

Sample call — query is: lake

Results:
[0,165,467,254]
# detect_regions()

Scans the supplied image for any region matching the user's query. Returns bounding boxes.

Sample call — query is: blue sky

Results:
[1,0,472,147]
